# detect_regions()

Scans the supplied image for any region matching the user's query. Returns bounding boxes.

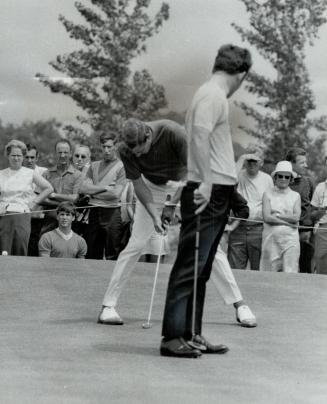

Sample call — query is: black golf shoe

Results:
[160,337,202,358]
[188,335,229,354]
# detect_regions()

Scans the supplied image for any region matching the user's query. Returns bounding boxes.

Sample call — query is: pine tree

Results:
[36,0,169,135]
[232,0,327,162]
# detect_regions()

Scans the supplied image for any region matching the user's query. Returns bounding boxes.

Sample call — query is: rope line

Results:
[0,205,326,232]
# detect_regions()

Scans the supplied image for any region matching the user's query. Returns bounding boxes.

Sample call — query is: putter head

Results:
[142,322,152,329]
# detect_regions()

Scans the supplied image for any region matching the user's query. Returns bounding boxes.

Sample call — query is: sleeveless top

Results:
[0,167,34,213]
[88,159,126,208]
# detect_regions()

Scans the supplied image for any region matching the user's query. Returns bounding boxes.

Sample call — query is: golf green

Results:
[0,256,326,403]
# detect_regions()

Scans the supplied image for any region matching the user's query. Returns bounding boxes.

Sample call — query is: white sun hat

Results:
[271,160,297,178]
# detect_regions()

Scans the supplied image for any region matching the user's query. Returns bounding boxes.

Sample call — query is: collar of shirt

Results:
[56,228,73,241]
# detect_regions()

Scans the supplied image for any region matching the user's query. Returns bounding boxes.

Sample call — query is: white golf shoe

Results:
[236,305,257,328]
[98,306,124,325]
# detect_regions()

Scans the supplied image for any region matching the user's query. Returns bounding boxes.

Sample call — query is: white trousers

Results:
[103,180,243,308]
[211,245,243,305]
[102,179,175,307]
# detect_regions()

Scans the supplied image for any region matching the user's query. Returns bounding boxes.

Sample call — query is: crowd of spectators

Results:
[0,136,326,275]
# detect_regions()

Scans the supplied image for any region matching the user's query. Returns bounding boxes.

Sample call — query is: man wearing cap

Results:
[161,44,252,358]
[227,152,274,271]
[97,118,187,324]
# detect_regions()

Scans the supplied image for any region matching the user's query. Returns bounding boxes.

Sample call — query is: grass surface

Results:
[0,256,326,404]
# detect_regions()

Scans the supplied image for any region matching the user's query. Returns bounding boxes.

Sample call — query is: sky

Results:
[1,0,327,147]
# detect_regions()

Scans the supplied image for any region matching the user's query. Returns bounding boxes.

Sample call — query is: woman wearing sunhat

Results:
[260,161,301,272]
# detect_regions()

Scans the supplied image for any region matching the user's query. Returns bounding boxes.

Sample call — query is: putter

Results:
[188,214,204,349]
[142,233,165,329]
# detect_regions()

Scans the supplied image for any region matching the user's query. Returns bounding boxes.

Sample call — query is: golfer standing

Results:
[98,119,187,325]
[161,44,252,358]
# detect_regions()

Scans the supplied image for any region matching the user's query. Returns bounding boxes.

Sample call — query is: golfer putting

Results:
[160,44,253,358]
[98,118,187,325]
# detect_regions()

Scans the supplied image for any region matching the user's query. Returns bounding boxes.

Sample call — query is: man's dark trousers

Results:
[162,182,234,340]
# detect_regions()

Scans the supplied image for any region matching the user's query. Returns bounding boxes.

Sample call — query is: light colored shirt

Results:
[237,170,274,221]
[43,164,82,195]
[0,167,34,213]
[311,181,327,224]
[86,159,126,208]
[185,74,237,185]
[38,229,87,258]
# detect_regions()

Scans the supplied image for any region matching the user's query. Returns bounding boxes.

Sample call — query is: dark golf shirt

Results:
[119,122,187,185]
[290,175,315,228]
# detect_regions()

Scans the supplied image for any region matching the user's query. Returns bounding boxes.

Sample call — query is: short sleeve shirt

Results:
[38,229,87,258]
[43,165,83,195]
[185,75,237,185]
[311,181,327,224]
[118,121,187,185]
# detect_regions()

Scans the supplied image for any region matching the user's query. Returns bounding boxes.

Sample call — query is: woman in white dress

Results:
[0,140,53,256]
[260,161,301,272]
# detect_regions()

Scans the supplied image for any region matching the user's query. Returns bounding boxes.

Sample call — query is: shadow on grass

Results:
[93,343,159,357]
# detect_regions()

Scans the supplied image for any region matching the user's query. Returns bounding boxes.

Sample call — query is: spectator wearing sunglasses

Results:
[260,161,301,272]
[72,145,91,176]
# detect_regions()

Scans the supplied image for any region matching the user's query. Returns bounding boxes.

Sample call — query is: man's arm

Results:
[38,234,51,257]
[132,177,165,233]
[80,181,123,199]
[76,237,87,259]
[31,171,54,209]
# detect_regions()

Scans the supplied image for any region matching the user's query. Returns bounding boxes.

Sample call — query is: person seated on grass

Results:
[38,202,87,258]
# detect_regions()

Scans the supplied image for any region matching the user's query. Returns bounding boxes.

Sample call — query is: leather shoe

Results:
[188,335,229,354]
[160,337,202,358]
[236,305,257,328]
[97,306,124,325]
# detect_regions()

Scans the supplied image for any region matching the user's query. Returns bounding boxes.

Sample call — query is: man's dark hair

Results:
[56,201,76,217]
[285,148,306,163]
[120,118,148,149]
[99,131,117,145]
[54,139,72,152]
[213,44,252,75]
[26,143,39,156]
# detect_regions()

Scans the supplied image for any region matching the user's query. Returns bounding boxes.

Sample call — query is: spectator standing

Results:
[285,148,315,273]
[72,144,92,238]
[41,139,83,235]
[310,155,327,274]
[24,143,48,256]
[260,161,301,272]
[80,132,126,260]
[39,202,87,258]
[72,144,91,176]
[228,152,273,270]
[0,140,53,256]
